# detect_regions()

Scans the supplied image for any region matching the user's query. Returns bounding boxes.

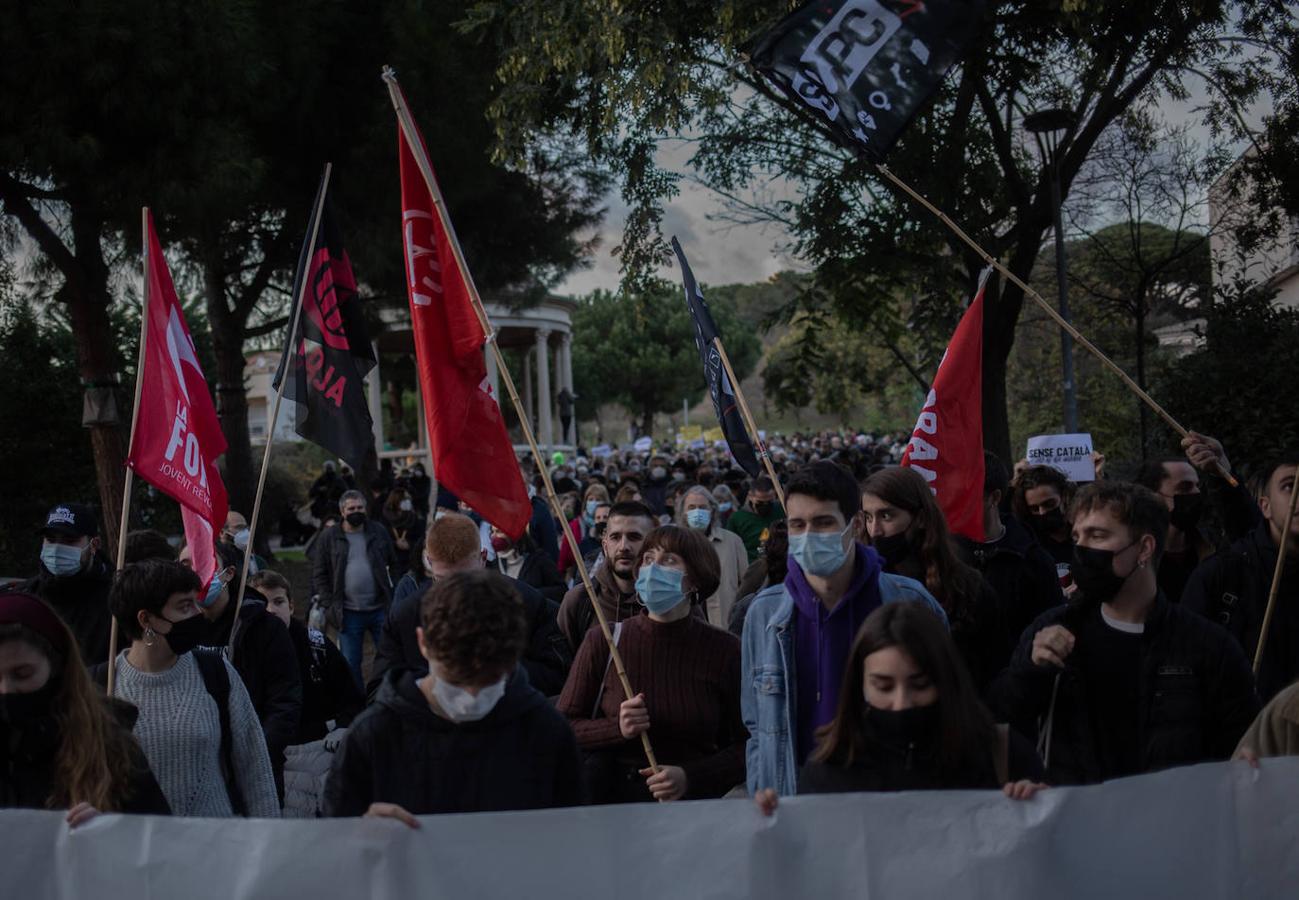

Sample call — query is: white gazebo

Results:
[369,296,578,467]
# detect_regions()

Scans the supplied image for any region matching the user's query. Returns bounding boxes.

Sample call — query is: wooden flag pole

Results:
[1253,467,1299,674]
[711,337,787,510]
[229,164,332,651]
[383,67,661,772]
[106,208,154,696]
[874,163,1239,489]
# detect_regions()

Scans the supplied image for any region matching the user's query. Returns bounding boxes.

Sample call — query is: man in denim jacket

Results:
[741,462,945,796]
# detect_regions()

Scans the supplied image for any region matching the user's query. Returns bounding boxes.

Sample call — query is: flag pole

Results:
[711,337,786,510]
[874,163,1239,488]
[229,164,332,651]
[107,208,153,696]
[1253,468,1299,674]
[383,67,661,773]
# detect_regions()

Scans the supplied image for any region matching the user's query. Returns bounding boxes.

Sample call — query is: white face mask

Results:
[430,668,508,723]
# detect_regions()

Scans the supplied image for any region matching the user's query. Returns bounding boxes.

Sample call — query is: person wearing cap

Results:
[19,503,115,666]
[1,588,170,821]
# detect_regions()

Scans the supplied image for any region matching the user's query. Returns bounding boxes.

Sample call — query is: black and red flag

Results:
[745,0,986,161]
[274,172,377,470]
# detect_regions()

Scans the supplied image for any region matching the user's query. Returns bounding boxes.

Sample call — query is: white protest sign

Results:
[590,444,612,459]
[633,436,652,452]
[1026,432,1096,482]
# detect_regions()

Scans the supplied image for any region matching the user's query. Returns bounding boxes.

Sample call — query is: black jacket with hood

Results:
[323,667,583,816]
[19,553,115,667]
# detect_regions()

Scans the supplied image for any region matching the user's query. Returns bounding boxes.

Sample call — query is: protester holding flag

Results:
[755,602,1045,815]
[558,525,746,802]
[954,453,1064,680]
[1,588,170,821]
[989,482,1259,785]
[323,570,582,820]
[676,486,747,629]
[860,467,1003,689]
[105,559,279,817]
[741,462,945,796]
[19,503,115,666]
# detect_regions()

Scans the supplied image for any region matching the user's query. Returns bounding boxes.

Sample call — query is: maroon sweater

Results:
[557,611,747,799]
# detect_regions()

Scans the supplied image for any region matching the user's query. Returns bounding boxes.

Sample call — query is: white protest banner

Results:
[633,436,653,452]
[590,444,612,459]
[6,761,1298,900]
[1026,432,1096,481]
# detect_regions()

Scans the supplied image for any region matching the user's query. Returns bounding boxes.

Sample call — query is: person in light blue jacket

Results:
[741,461,946,796]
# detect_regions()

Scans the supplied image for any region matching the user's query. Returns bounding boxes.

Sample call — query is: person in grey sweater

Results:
[107,559,279,818]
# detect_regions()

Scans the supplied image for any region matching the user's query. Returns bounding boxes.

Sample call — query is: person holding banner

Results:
[104,560,279,817]
[1184,452,1299,702]
[323,570,582,821]
[558,525,745,803]
[859,467,1004,690]
[741,462,945,797]
[989,482,1259,785]
[0,589,171,821]
[755,602,1045,814]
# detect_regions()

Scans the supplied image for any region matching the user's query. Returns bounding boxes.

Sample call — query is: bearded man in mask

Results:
[20,503,114,666]
[989,481,1259,785]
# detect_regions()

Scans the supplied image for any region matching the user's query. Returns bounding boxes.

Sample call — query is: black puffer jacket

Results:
[987,595,1260,785]
[288,618,364,744]
[1183,522,1299,702]
[322,667,582,816]
[18,555,115,666]
[1,696,170,814]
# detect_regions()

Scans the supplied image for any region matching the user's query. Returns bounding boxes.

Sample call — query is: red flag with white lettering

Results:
[901,268,989,542]
[127,212,229,588]
[395,94,531,538]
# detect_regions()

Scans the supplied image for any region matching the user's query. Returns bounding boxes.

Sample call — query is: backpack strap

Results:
[589,622,623,719]
[192,650,248,817]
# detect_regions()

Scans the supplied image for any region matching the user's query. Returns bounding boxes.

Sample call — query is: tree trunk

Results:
[203,262,257,532]
[639,409,654,439]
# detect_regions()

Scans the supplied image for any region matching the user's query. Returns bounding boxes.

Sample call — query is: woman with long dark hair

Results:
[859,466,1004,687]
[756,602,1045,812]
[0,589,170,822]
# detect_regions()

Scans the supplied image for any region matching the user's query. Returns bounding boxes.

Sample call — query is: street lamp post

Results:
[1025,107,1078,434]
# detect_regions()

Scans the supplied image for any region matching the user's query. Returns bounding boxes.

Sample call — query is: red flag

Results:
[128,212,229,588]
[396,102,531,538]
[901,269,989,542]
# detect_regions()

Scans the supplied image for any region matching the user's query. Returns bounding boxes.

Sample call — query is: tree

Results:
[465,0,1298,464]
[571,286,761,436]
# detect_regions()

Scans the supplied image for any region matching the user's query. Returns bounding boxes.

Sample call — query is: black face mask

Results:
[872,532,911,568]
[1071,542,1139,604]
[1170,492,1204,533]
[345,512,367,528]
[0,681,59,728]
[594,521,608,539]
[864,702,940,748]
[158,613,208,656]
[753,500,774,517]
[1030,507,1067,536]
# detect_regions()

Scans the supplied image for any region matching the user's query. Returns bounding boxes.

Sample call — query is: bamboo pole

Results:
[229,165,332,651]
[1253,467,1299,674]
[383,67,661,771]
[106,208,154,696]
[711,337,787,511]
[874,163,1239,488]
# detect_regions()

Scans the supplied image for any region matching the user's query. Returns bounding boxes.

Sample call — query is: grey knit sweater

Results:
[112,651,280,818]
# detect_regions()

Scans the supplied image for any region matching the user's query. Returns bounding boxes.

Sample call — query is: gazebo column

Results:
[522,347,534,429]
[535,328,554,449]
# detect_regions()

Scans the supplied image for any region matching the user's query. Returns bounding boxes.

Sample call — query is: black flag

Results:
[274,174,377,470]
[671,237,761,477]
[745,0,985,162]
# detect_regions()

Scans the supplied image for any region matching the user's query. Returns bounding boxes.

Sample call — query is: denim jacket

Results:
[740,574,946,795]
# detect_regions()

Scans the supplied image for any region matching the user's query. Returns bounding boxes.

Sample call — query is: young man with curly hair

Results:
[322,571,582,823]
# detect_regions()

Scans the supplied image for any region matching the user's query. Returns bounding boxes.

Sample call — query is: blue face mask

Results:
[232,529,250,551]
[787,523,853,577]
[585,499,599,520]
[635,563,687,616]
[41,542,85,578]
[718,502,733,513]
[200,574,227,609]
[685,508,712,530]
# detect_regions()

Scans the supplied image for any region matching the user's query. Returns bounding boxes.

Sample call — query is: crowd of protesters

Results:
[3,426,1297,833]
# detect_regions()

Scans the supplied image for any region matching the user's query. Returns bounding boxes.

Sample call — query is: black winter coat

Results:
[1,697,170,814]
[987,595,1259,785]
[322,668,583,816]
[369,572,572,698]
[492,552,567,604]
[288,618,364,744]
[19,556,115,666]
[311,522,401,614]
[1183,522,1299,702]
[204,590,303,792]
